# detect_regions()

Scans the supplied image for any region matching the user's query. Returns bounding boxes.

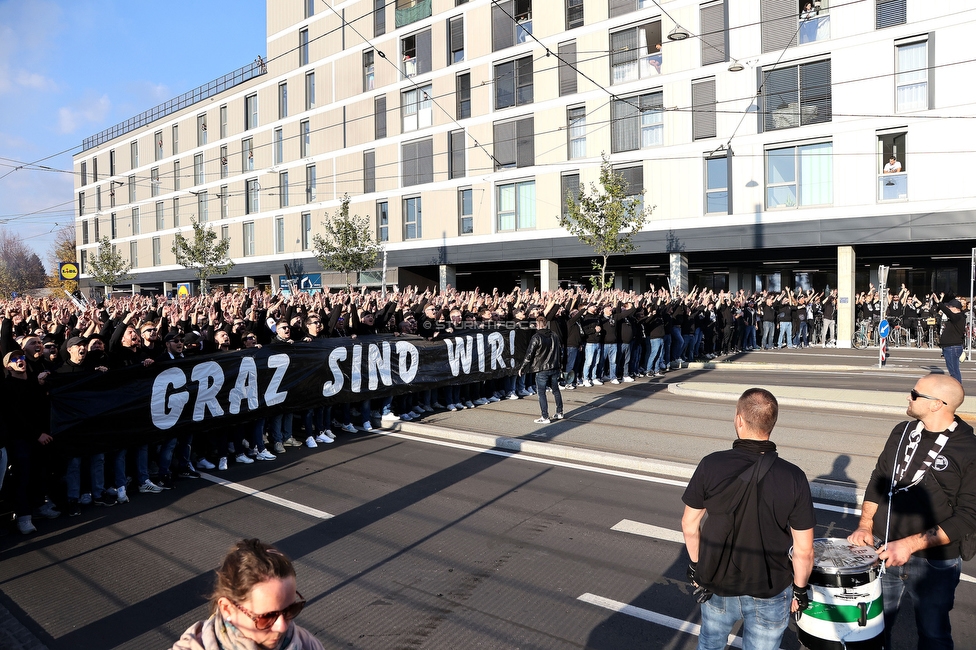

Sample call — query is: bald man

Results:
[849,374,976,650]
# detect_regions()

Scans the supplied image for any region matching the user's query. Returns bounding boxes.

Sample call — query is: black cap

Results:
[163,332,184,343]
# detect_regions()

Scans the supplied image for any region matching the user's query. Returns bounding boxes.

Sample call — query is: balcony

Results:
[395,0,431,28]
[878,172,908,201]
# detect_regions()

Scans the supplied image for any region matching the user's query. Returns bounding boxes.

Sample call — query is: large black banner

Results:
[50,330,532,454]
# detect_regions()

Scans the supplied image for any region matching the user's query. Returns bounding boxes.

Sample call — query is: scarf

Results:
[732,439,777,454]
[891,420,954,492]
[204,610,298,650]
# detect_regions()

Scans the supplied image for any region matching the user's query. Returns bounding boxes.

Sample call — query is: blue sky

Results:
[0,0,266,265]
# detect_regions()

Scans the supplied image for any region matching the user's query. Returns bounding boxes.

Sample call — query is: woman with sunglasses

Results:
[172,538,323,650]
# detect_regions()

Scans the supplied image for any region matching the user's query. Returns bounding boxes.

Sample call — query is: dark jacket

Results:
[519,328,562,374]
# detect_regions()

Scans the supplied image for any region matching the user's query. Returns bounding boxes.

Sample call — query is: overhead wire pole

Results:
[969,247,975,361]
[878,264,889,368]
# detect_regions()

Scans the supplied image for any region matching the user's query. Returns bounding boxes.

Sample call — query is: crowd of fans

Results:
[0,282,963,535]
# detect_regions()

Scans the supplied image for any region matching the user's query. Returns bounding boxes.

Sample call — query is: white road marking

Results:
[200,472,334,519]
[577,593,749,649]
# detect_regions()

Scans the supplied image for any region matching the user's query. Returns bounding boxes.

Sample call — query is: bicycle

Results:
[852,319,872,349]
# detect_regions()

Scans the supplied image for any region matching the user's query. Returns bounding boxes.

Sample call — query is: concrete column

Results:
[727,268,741,294]
[837,246,856,349]
[439,264,456,292]
[520,273,537,291]
[614,272,627,291]
[631,272,647,294]
[540,259,558,293]
[130,284,141,296]
[244,276,256,289]
[670,253,688,294]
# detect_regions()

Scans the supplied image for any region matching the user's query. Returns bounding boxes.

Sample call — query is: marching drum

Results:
[795,538,884,649]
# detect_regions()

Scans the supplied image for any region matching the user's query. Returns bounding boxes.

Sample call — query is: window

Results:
[701,1,728,64]
[302,212,312,250]
[692,78,717,140]
[130,141,139,169]
[194,153,204,185]
[449,16,464,63]
[375,95,387,139]
[401,139,434,186]
[492,0,532,51]
[494,56,533,109]
[79,192,86,217]
[152,237,161,266]
[109,149,116,176]
[173,197,180,227]
[377,201,389,242]
[493,117,534,170]
[220,186,228,219]
[220,146,228,178]
[567,106,586,159]
[449,130,466,179]
[245,94,258,130]
[609,0,650,18]
[561,172,580,219]
[456,73,471,119]
[130,241,138,267]
[299,28,309,66]
[401,30,432,78]
[91,158,97,183]
[220,105,228,139]
[611,92,663,153]
[300,120,311,157]
[459,188,473,234]
[766,142,833,209]
[172,125,179,155]
[151,167,160,196]
[305,0,314,19]
[275,216,285,253]
[611,22,662,84]
[374,0,386,36]
[198,191,209,222]
[877,0,906,29]
[128,175,136,203]
[279,171,290,208]
[221,225,229,246]
[197,114,208,145]
[246,179,260,214]
[93,213,99,239]
[404,196,422,239]
[761,0,798,52]
[705,155,730,214]
[81,162,88,186]
[173,161,181,190]
[496,180,536,231]
[558,41,577,96]
[95,187,101,212]
[111,182,118,207]
[364,50,375,91]
[242,138,254,172]
[156,201,164,230]
[896,39,930,112]
[278,82,288,119]
[243,221,255,256]
[132,207,140,234]
[155,131,164,161]
[111,213,117,239]
[799,0,830,44]
[80,250,87,275]
[364,150,376,193]
[878,131,907,201]
[305,71,316,110]
[274,129,283,165]
[614,164,645,214]
[401,84,432,132]
[305,165,317,203]
[566,0,583,29]
[761,60,831,131]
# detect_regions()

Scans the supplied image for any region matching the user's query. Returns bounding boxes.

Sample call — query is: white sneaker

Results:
[506,393,520,400]
[592,379,603,386]
[611,378,620,384]
[381,412,400,422]
[474,398,489,405]
[565,384,575,390]
[518,389,533,397]
[17,516,36,535]
[315,433,334,444]
[320,429,335,440]
[218,457,229,470]
[197,458,216,470]
[582,380,592,387]
[341,423,357,433]
[139,480,164,494]
[534,417,551,424]
[305,436,318,448]
[255,449,277,461]
[487,395,501,403]
[447,404,458,411]
[361,422,373,432]
[116,486,129,504]
[236,453,254,464]
[464,400,475,408]
[400,412,414,421]
[623,376,635,382]
[79,493,93,505]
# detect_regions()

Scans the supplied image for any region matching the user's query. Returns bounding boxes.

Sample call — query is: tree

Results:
[559,154,653,291]
[0,230,47,297]
[312,195,381,288]
[46,224,78,298]
[172,217,235,294]
[87,236,131,293]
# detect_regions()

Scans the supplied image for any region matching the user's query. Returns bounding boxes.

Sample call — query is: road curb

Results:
[665,383,908,417]
[377,420,863,506]
[682,361,893,372]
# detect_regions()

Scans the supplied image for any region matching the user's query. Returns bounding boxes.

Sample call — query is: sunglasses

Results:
[245,336,257,341]
[230,592,305,630]
[44,345,58,350]
[8,355,26,363]
[910,389,946,406]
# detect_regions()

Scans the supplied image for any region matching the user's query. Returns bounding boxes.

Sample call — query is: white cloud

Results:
[58,94,111,134]
[15,71,57,91]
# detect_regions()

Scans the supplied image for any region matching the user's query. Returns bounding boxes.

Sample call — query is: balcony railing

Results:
[395,0,431,28]
[878,172,908,201]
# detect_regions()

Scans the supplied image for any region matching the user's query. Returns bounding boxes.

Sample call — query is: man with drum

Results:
[681,388,816,650]
[849,374,976,649]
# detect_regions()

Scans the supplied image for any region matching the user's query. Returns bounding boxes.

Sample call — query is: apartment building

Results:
[73,0,976,305]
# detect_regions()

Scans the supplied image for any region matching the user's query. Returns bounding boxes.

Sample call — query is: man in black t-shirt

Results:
[681,388,815,650]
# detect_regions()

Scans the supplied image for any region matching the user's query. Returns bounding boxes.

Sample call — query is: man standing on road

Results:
[848,374,976,650]
[937,298,966,384]
[681,388,815,650]
[518,316,564,424]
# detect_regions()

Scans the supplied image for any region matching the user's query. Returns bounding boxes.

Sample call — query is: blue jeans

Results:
[743,325,756,350]
[534,370,563,418]
[602,343,618,379]
[777,322,793,348]
[646,338,664,373]
[670,327,684,363]
[268,413,293,443]
[582,343,601,381]
[882,554,960,650]
[761,321,775,349]
[66,454,106,500]
[698,584,791,650]
[794,320,808,346]
[943,345,963,384]
[564,346,579,385]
